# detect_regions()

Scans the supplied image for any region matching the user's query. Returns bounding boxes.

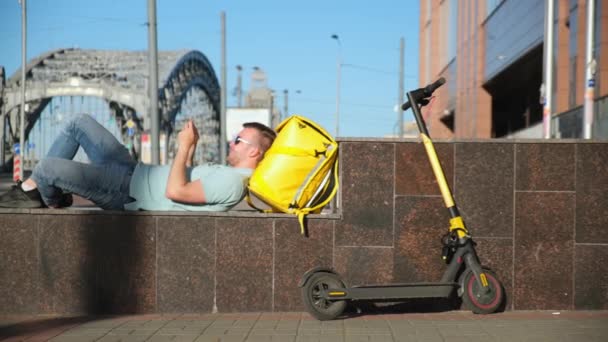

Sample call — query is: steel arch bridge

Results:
[0,48,221,167]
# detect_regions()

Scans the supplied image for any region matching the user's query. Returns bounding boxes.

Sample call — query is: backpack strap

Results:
[292,159,340,236]
[270,146,327,158]
[297,212,306,236]
[307,159,339,213]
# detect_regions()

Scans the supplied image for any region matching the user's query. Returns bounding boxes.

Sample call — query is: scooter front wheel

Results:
[301,272,347,320]
[461,269,504,314]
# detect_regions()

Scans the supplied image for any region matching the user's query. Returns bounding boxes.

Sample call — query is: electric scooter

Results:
[299,78,505,320]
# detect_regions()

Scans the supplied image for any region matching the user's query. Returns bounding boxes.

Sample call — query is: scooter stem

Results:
[407,91,469,239]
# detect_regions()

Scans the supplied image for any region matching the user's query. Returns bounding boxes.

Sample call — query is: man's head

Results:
[226,122,276,168]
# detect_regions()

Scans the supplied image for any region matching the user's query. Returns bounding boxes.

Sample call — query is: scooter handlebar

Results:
[400,77,446,111]
[423,77,446,96]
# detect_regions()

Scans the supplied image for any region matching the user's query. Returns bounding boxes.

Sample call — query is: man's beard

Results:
[226,152,236,166]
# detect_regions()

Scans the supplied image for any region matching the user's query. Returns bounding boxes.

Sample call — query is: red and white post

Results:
[13,143,21,182]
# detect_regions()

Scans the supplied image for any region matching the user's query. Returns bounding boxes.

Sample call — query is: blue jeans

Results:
[31,114,136,210]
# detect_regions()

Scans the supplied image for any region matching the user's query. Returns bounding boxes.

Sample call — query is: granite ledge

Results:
[0,208,341,219]
[337,137,607,144]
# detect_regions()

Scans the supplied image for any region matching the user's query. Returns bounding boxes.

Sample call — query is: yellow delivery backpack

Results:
[246,115,339,235]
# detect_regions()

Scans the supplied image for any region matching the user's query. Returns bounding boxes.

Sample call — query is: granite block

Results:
[273,218,334,311]
[37,215,97,314]
[395,142,454,196]
[334,247,393,286]
[394,196,447,283]
[216,218,273,312]
[0,214,39,314]
[574,245,608,309]
[576,144,608,244]
[473,238,514,311]
[454,143,514,238]
[158,217,216,313]
[576,143,608,192]
[336,142,394,247]
[513,192,574,310]
[576,190,608,244]
[515,143,575,191]
[93,215,156,313]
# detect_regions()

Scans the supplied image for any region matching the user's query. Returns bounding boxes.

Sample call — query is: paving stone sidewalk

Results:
[1,311,607,342]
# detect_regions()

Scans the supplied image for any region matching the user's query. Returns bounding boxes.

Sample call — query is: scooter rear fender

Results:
[298,267,340,287]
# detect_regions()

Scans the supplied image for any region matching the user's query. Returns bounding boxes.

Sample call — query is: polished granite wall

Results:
[1,140,606,314]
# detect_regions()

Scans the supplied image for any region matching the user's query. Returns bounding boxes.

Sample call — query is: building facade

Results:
[420,0,608,138]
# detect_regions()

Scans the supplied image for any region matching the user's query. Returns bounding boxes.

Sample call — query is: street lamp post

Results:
[19,0,27,180]
[583,0,596,139]
[236,65,243,107]
[398,37,405,138]
[331,34,341,138]
[220,11,227,164]
[282,89,301,121]
[542,0,554,139]
[269,90,278,128]
[147,0,160,164]
[283,89,288,121]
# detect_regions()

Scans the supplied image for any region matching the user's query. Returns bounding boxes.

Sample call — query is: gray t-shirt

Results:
[124,163,252,211]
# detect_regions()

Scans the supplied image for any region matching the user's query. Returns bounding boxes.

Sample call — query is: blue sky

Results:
[0,0,420,138]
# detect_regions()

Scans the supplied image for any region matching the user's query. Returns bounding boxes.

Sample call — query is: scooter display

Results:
[299,78,505,320]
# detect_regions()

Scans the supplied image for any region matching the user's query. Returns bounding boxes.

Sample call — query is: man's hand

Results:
[178,119,199,149]
[167,119,205,204]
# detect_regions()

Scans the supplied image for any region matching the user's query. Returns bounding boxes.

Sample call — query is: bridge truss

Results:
[0,48,221,169]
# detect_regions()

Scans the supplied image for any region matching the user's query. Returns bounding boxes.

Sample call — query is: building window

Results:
[569,57,577,107]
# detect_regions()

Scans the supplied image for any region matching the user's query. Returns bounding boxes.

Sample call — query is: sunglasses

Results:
[234,135,254,146]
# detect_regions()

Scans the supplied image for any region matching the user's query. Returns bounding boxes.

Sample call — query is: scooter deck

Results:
[328,282,458,300]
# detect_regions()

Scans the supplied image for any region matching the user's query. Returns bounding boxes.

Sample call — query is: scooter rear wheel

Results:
[301,272,347,320]
[461,269,504,314]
